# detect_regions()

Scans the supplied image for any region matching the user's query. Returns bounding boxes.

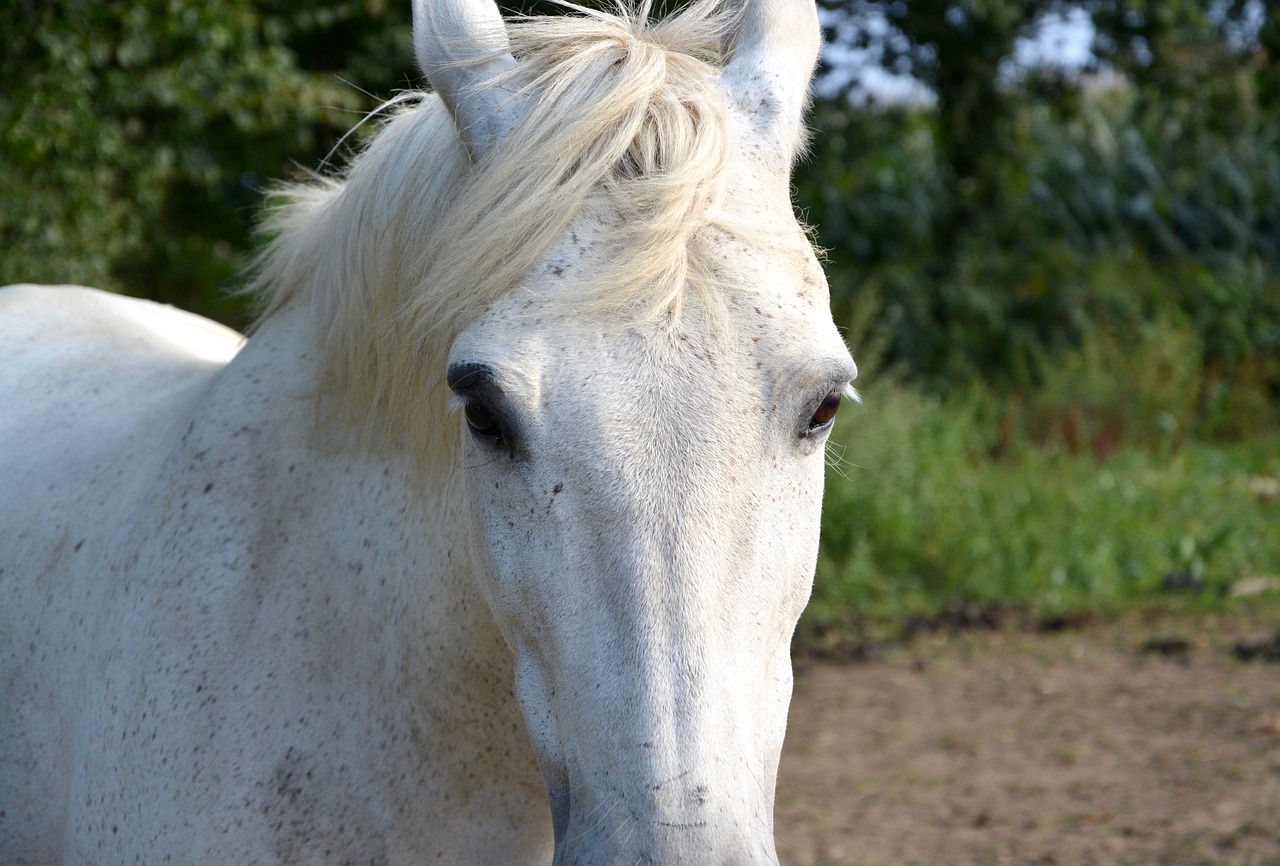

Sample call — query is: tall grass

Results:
[807,309,1280,643]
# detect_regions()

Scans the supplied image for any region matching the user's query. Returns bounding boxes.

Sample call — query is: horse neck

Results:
[200,303,515,715]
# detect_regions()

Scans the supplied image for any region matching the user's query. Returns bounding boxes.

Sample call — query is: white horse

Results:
[0,0,855,862]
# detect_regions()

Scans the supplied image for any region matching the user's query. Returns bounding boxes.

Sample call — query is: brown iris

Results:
[808,391,841,433]
[464,402,502,441]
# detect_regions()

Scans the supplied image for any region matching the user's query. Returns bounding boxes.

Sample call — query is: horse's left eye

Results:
[805,391,841,436]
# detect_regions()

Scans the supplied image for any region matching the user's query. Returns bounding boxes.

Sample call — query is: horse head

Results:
[416,0,856,861]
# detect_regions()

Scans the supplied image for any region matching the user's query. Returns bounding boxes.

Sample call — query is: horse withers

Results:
[0,0,856,862]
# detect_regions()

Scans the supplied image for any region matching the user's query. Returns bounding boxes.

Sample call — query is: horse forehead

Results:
[461,257,834,413]
[487,274,825,372]
[453,185,837,403]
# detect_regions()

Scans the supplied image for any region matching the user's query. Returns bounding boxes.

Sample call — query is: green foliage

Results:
[813,417,1280,638]
[1089,0,1265,104]
[799,87,1280,395]
[803,0,1280,407]
[0,0,413,327]
[807,318,1280,641]
[875,0,1049,219]
[1008,314,1204,455]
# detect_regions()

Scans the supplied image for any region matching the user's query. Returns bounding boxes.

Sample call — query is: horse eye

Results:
[464,401,504,445]
[806,391,842,435]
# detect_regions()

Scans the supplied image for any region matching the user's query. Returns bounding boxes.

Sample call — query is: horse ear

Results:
[720,0,822,163]
[413,0,526,161]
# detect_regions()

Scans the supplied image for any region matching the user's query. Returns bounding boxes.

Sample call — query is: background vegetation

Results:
[3,0,1277,643]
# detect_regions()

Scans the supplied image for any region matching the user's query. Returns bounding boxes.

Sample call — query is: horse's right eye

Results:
[463,401,504,445]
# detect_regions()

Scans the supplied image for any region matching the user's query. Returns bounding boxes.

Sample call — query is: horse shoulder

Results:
[0,284,244,554]
[2,283,235,447]
[0,284,244,862]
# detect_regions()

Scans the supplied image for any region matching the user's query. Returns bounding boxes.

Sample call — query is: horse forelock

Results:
[248,0,756,470]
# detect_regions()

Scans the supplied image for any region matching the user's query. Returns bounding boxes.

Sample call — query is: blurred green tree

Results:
[0,0,414,327]
[802,0,1279,398]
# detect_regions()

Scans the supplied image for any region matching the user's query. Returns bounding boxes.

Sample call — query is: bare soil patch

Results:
[776,616,1280,866]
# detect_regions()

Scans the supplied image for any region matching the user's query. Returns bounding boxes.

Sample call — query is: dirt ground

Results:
[776,615,1280,866]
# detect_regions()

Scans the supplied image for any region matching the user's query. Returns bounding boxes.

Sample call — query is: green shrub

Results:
[0,0,413,326]
[797,85,1280,395]
[808,308,1280,643]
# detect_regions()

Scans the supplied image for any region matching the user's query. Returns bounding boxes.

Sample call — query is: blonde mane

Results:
[249,0,741,466]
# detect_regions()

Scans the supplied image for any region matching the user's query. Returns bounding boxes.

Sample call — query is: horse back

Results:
[0,284,243,542]
[0,284,242,861]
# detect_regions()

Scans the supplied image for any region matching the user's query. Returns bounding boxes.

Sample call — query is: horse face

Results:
[446,168,854,863]
[417,0,840,856]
